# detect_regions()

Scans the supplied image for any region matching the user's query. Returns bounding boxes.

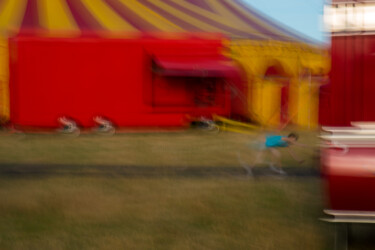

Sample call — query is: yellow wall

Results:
[0,37,9,123]
[251,79,282,127]
[295,80,320,129]
[229,40,329,129]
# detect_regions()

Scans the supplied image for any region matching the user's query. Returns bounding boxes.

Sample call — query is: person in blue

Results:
[249,132,303,175]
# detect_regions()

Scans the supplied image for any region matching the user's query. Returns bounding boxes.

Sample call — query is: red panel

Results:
[363,35,375,122]
[10,37,146,127]
[318,84,331,125]
[229,65,248,120]
[152,76,228,112]
[330,36,347,126]
[322,35,370,126]
[9,34,235,128]
[153,76,194,106]
[280,85,289,124]
[322,148,375,211]
[352,36,365,123]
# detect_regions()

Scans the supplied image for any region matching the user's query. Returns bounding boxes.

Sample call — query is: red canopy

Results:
[153,57,240,77]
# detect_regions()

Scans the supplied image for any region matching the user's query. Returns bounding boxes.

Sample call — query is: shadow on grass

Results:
[0,164,320,178]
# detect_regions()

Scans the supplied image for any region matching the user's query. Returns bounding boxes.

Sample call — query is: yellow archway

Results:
[229,39,330,129]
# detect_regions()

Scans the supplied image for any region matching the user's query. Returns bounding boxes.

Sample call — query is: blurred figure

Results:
[248,133,304,175]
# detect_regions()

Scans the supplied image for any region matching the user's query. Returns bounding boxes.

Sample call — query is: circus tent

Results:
[0,0,328,127]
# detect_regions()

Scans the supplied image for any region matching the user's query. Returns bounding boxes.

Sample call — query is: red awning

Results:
[153,57,240,78]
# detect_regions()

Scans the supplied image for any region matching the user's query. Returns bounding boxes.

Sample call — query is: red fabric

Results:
[280,84,289,124]
[318,84,331,125]
[9,34,235,128]
[229,67,248,120]
[322,148,375,211]
[153,57,240,77]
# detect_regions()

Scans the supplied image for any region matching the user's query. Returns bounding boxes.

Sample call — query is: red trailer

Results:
[9,34,240,129]
[319,0,375,127]
[321,2,375,247]
[319,34,375,126]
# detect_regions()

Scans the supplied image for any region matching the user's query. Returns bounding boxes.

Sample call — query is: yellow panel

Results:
[288,79,299,124]
[147,0,226,34]
[0,37,9,122]
[249,79,284,127]
[119,0,182,32]
[81,0,137,32]
[296,81,320,129]
[38,0,79,32]
[262,82,281,127]
[300,51,331,75]
[250,81,261,123]
[0,0,28,33]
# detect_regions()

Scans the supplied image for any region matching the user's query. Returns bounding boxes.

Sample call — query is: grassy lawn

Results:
[0,129,337,249]
[0,177,330,250]
[0,129,319,167]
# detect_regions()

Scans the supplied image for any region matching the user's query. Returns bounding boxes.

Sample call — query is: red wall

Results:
[9,35,233,128]
[320,35,375,126]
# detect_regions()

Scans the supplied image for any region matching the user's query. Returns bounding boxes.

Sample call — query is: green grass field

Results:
[0,129,337,249]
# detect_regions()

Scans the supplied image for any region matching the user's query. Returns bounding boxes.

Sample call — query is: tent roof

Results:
[0,0,315,44]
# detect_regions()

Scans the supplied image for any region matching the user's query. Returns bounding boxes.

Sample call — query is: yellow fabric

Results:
[0,37,9,123]
[250,80,282,127]
[0,0,28,35]
[80,0,137,32]
[147,0,227,34]
[38,0,79,32]
[295,80,320,129]
[119,0,183,32]
[288,79,300,125]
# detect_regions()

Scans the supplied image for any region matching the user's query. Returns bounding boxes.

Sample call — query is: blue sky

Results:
[243,0,328,43]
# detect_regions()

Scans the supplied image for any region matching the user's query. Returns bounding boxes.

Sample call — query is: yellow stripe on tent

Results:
[120,0,182,32]
[171,0,267,38]
[225,0,295,42]
[81,0,137,32]
[206,0,267,38]
[147,0,227,34]
[38,0,79,32]
[0,0,28,33]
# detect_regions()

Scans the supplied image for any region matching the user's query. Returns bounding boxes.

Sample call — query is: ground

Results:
[0,128,372,249]
[0,177,328,250]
